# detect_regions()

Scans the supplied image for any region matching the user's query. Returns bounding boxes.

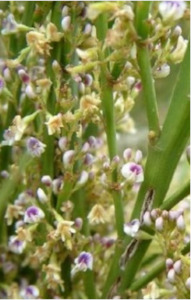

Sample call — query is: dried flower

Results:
[24,206,45,223]
[170,36,188,64]
[26,137,46,157]
[88,204,108,225]
[55,220,76,249]
[45,113,63,135]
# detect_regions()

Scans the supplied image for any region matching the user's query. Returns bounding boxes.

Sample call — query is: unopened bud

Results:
[74,217,83,230]
[41,175,52,187]
[78,82,85,94]
[154,64,170,78]
[25,84,36,99]
[126,76,135,87]
[61,16,71,32]
[37,188,48,203]
[18,69,30,84]
[112,155,120,165]
[84,23,92,35]
[176,214,185,231]
[3,67,11,82]
[52,178,63,194]
[155,217,164,232]
[77,170,88,186]
[103,161,110,171]
[185,277,190,290]
[143,211,152,226]
[62,6,69,17]
[173,260,182,274]
[58,137,67,152]
[84,74,93,86]
[52,60,61,72]
[167,268,175,283]
[135,150,143,163]
[162,210,169,219]
[172,25,182,37]
[123,148,132,161]
[63,150,75,167]
[166,258,174,270]
[84,153,94,166]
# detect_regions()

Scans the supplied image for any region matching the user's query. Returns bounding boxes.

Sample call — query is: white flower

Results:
[124,219,140,237]
[170,36,188,64]
[26,137,46,157]
[154,64,170,79]
[121,162,144,183]
[159,1,186,22]
[72,252,93,276]
[24,206,45,223]
[9,235,26,254]
[20,285,39,299]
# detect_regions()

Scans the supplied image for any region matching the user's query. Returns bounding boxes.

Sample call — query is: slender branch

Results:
[130,243,190,291]
[161,180,190,210]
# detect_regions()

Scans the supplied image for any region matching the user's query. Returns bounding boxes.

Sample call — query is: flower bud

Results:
[61,16,71,31]
[170,36,188,64]
[103,161,110,171]
[52,60,61,72]
[167,268,175,283]
[52,178,63,194]
[172,25,182,37]
[58,137,68,152]
[78,82,85,94]
[126,76,135,87]
[84,23,92,35]
[18,69,30,84]
[112,155,120,165]
[123,148,132,161]
[77,170,88,186]
[84,153,94,166]
[154,64,170,78]
[3,67,11,82]
[162,210,169,219]
[124,219,140,237]
[155,217,164,232]
[176,214,185,231]
[166,258,174,270]
[84,74,93,86]
[63,150,75,167]
[143,211,152,226]
[41,175,52,187]
[135,150,143,163]
[25,84,36,99]
[185,277,190,290]
[74,218,83,230]
[173,260,182,274]
[62,5,69,17]
[37,188,48,203]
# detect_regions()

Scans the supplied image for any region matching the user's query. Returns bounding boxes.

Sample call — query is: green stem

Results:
[96,14,124,239]
[137,45,160,137]
[161,180,190,210]
[84,270,96,299]
[118,36,190,296]
[130,243,190,291]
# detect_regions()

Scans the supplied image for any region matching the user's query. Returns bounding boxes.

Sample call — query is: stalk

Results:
[96,14,124,239]
[130,243,190,291]
[119,41,190,294]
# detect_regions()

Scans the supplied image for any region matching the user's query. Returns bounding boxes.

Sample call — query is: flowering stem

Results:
[118,41,190,293]
[161,180,190,210]
[130,242,190,292]
[96,14,124,239]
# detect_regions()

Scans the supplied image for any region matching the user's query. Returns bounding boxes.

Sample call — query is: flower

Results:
[26,137,46,157]
[170,36,188,64]
[24,206,45,223]
[124,219,140,237]
[1,14,18,35]
[20,285,39,299]
[43,263,64,290]
[72,252,93,276]
[159,1,186,22]
[37,188,48,203]
[8,235,26,254]
[88,204,108,225]
[55,221,76,249]
[121,162,144,183]
[45,113,63,135]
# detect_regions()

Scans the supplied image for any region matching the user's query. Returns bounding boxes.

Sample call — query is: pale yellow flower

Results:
[88,204,108,225]
[45,113,63,135]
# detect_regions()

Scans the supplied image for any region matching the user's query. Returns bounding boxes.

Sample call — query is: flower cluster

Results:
[0,1,189,299]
